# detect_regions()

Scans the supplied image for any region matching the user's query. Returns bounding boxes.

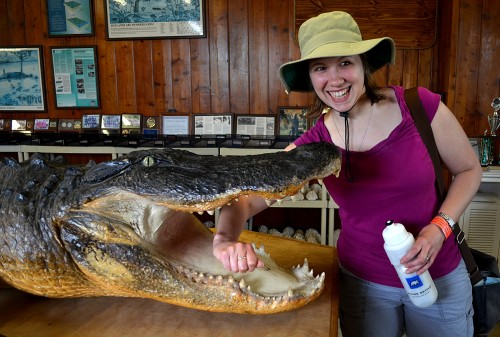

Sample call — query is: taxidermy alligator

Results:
[0,143,341,314]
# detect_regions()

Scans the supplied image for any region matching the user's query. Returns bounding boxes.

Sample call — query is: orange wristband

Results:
[431,215,453,240]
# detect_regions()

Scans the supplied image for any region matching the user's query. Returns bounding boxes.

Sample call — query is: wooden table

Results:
[0,231,339,337]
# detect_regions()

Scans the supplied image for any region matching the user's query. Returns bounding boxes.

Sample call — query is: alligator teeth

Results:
[264,199,272,206]
[291,195,297,202]
[309,269,314,276]
[239,278,246,289]
[198,211,204,215]
[288,287,294,297]
[207,210,214,215]
[318,179,323,185]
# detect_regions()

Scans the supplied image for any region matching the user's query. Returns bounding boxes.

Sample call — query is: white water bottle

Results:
[383,220,438,307]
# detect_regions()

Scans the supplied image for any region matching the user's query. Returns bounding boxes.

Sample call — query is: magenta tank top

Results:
[294,86,461,287]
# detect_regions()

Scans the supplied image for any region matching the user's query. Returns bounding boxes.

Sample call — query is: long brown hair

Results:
[305,54,387,119]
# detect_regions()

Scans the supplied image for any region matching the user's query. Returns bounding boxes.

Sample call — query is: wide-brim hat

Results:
[279,11,396,93]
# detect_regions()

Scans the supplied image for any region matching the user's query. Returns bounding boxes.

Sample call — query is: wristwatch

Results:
[438,212,456,228]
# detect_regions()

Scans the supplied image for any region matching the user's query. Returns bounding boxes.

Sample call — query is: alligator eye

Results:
[142,156,155,167]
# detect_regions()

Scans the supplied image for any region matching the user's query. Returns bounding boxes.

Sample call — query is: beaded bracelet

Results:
[431,215,453,239]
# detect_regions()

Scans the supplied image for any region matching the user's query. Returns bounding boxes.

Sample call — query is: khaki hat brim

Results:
[279,37,395,93]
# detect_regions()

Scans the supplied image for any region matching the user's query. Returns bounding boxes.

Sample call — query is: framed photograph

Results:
[193,114,232,137]
[0,46,47,112]
[121,113,142,135]
[82,114,100,132]
[235,115,276,137]
[101,114,121,135]
[11,119,33,133]
[34,118,58,132]
[162,114,190,135]
[278,107,308,139]
[47,0,94,37]
[51,46,100,108]
[105,0,206,40]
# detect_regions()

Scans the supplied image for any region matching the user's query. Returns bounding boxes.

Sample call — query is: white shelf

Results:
[482,167,500,183]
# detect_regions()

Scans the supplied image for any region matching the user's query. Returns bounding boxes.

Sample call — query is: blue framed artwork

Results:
[50,46,100,109]
[105,0,206,39]
[47,0,94,37]
[0,46,47,112]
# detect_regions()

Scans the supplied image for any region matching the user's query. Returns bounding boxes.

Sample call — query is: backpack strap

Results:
[404,87,482,285]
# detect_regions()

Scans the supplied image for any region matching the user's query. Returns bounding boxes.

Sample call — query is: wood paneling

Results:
[293,0,438,49]
[0,0,498,137]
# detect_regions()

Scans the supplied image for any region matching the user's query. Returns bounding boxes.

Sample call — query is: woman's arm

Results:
[402,101,482,274]
[213,143,298,272]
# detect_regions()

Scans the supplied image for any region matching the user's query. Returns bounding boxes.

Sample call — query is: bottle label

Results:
[405,275,424,289]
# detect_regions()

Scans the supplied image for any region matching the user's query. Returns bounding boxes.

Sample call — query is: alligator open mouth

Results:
[0,142,341,314]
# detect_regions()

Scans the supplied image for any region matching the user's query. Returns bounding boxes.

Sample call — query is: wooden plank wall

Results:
[0,0,498,137]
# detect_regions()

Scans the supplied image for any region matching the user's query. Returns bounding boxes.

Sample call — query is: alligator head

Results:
[0,142,341,314]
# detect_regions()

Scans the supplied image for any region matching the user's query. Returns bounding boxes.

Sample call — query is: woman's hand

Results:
[400,224,445,275]
[213,234,264,273]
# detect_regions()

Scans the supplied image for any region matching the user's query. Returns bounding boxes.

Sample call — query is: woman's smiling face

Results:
[308,55,366,112]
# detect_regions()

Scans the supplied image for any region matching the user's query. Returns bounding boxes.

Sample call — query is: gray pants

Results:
[339,260,474,337]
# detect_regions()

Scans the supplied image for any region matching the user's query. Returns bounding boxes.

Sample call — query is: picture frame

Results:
[104,0,206,40]
[101,114,121,135]
[121,113,142,135]
[162,114,190,136]
[34,118,58,133]
[235,114,276,137]
[278,106,309,139]
[0,46,47,112]
[82,114,101,130]
[46,0,95,37]
[50,46,100,109]
[193,114,232,137]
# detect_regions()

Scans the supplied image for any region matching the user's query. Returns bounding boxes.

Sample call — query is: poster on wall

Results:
[193,114,232,137]
[0,46,47,112]
[235,115,275,137]
[162,114,190,135]
[104,0,206,40]
[46,0,94,37]
[50,46,100,108]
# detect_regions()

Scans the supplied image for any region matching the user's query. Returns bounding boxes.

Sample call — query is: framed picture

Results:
[0,46,47,112]
[104,0,206,40]
[278,107,309,139]
[101,114,121,135]
[162,114,190,135]
[34,118,58,132]
[193,114,232,137]
[51,46,100,109]
[121,113,142,135]
[82,114,100,129]
[235,115,276,137]
[47,0,94,37]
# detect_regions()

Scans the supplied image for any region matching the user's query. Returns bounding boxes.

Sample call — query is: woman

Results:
[213,11,482,337]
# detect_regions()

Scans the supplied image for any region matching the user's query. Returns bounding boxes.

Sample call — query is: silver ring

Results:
[425,256,430,263]
[238,256,247,260]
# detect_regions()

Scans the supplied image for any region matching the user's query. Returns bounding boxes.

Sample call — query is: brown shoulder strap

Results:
[404,87,446,200]
[404,87,482,285]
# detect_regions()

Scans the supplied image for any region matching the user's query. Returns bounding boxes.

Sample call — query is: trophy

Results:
[488,97,500,136]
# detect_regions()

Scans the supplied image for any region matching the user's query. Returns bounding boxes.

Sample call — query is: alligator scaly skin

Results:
[0,143,341,314]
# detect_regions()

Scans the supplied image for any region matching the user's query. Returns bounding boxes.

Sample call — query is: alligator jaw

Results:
[70,191,325,314]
